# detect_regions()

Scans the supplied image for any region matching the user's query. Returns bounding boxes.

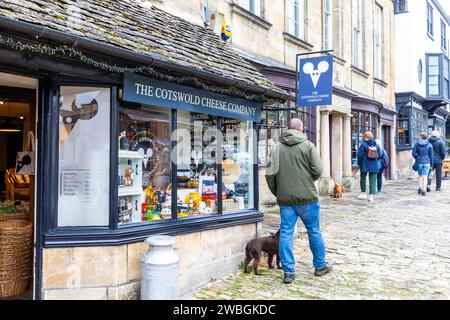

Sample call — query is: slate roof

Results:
[0,0,287,98]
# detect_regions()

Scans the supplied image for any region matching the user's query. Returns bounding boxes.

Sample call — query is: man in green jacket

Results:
[265,118,332,284]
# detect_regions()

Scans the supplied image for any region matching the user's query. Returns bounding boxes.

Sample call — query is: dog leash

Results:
[342,168,360,187]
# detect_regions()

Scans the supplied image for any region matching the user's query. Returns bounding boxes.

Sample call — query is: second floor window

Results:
[394,0,407,14]
[441,20,447,51]
[353,0,363,69]
[374,5,383,79]
[323,0,332,50]
[238,0,261,16]
[427,55,440,96]
[427,2,433,38]
[288,0,305,40]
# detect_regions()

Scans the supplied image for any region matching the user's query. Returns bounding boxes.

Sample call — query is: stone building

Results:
[153,0,397,195]
[394,0,450,179]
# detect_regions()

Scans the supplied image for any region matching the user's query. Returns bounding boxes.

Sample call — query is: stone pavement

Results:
[195,178,450,300]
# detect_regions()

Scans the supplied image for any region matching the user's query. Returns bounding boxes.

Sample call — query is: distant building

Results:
[156,0,397,193]
[395,0,450,178]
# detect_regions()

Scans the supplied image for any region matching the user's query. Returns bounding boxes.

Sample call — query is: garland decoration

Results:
[0,34,270,102]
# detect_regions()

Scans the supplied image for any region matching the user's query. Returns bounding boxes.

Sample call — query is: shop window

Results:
[117,105,171,225]
[222,119,255,212]
[258,102,316,168]
[176,111,218,218]
[58,87,111,227]
[351,110,378,166]
[410,108,428,145]
[397,119,410,147]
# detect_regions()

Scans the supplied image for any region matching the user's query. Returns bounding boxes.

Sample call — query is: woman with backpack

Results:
[412,132,434,196]
[357,132,382,202]
[375,139,389,194]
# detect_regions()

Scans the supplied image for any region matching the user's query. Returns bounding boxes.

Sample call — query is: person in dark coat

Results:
[375,139,389,193]
[357,131,381,202]
[427,130,447,192]
[412,132,434,196]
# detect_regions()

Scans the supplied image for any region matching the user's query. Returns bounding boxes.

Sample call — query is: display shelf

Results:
[118,187,143,197]
[119,150,142,159]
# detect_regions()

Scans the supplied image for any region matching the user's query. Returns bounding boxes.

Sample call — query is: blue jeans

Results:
[418,164,431,177]
[279,202,326,274]
[377,168,384,192]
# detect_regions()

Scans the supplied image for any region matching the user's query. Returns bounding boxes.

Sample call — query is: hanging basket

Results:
[0,211,27,222]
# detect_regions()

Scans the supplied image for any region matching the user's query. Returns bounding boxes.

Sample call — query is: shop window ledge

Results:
[42,210,264,248]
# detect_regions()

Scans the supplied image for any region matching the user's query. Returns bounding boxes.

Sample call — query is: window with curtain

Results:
[374,5,383,79]
[353,0,363,69]
[441,19,447,51]
[427,2,434,38]
[238,0,261,16]
[323,0,332,50]
[288,0,305,40]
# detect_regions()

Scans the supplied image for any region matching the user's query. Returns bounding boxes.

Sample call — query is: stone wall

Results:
[396,149,416,180]
[41,223,261,300]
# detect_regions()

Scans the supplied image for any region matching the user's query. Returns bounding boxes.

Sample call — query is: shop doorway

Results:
[381,125,392,180]
[0,72,37,300]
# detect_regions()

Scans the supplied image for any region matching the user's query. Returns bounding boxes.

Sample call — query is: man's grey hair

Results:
[288,118,304,132]
[431,130,441,137]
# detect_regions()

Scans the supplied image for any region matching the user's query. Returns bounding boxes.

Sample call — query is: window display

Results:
[222,118,254,212]
[58,87,110,226]
[118,105,171,225]
[176,111,218,218]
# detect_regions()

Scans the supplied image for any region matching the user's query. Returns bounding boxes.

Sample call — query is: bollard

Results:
[141,235,180,300]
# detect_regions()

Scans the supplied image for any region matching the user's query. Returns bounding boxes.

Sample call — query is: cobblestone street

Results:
[195,179,450,300]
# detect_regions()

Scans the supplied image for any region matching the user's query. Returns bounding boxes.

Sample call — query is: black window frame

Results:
[257,100,316,168]
[351,110,378,166]
[40,79,263,247]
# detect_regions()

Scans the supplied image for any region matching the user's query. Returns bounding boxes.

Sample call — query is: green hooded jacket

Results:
[265,129,323,205]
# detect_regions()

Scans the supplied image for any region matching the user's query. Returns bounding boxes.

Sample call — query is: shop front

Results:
[351,98,397,182]
[0,1,288,300]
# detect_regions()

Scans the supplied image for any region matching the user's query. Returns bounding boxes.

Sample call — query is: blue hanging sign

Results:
[297,55,333,107]
[123,73,262,122]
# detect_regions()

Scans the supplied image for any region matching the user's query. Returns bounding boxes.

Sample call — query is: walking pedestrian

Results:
[412,132,434,196]
[427,130,446,192]
[375,139,389,194]
[357,132,381,202]
[265,118,332,284]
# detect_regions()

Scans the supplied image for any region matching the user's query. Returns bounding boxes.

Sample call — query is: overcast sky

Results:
[442,1,450,16]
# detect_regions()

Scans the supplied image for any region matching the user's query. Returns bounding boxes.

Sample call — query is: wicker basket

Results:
[0,219,33,298]
[0,212,27,222]
[0,278,30,298]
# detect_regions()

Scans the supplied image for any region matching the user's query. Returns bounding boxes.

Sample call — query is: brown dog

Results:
[333,183,345,198]
[244,230,281,275]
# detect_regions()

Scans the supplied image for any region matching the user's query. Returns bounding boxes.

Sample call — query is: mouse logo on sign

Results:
[302,61,330,88]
